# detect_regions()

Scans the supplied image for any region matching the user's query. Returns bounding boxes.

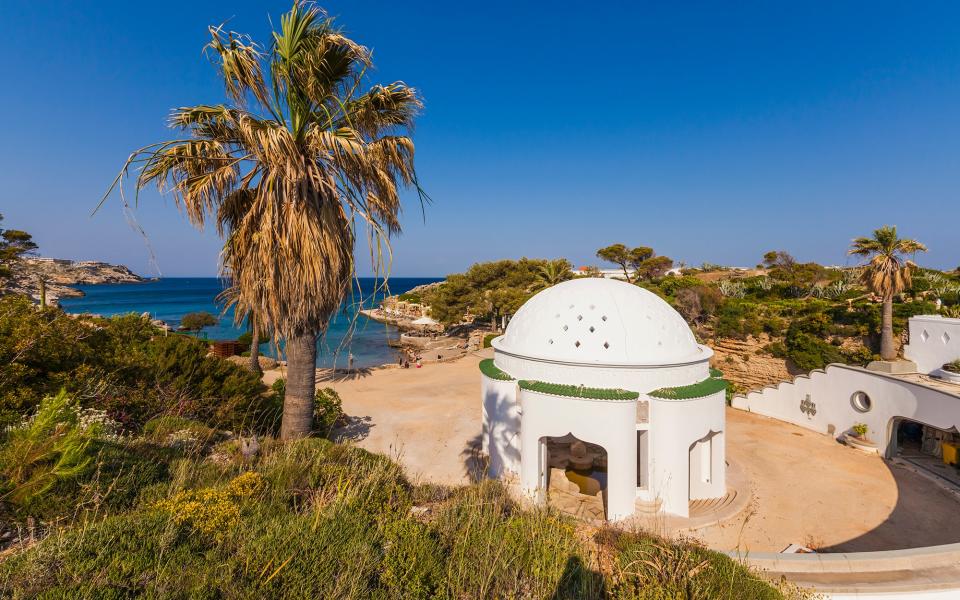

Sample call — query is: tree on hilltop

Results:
[0,214,37,280]
[596,244,672,282]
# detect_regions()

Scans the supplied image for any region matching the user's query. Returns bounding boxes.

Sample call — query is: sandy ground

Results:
[319,350,960,553]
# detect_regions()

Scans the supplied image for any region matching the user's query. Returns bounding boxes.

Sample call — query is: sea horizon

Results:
[60,276,442,369]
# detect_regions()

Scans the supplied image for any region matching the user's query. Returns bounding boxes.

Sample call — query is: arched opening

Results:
[540,434,608,520]
[889,417,960,487]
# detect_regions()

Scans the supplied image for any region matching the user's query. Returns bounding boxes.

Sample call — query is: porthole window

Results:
[851,391,872,413]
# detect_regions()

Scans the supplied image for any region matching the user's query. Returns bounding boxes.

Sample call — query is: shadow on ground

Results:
[820,458,960,552]
[333,415,375,442]
[461,433,487,483]
[318,367,376,382]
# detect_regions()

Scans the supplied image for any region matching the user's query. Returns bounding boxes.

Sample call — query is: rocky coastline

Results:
[3,257,144,305]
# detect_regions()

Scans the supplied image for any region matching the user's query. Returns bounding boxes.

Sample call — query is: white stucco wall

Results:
[481,375,521,477]
[732,364,960,454]
[904,315,960,374]
[518,389,639,521]
[647,391,726,516]
[494,351,710,393]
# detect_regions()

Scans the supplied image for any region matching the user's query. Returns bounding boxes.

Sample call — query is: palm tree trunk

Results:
[281,332,317,440]
[881,294,896,361]
[249,317,262,375]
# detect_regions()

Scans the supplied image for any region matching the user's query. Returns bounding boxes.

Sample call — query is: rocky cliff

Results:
[3,257,144,305]
[709,334,796,393]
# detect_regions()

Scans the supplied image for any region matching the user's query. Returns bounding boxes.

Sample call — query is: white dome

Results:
[492,278,705,366]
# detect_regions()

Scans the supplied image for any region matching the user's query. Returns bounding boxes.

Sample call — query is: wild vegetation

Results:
[422,258,572,325]
[0,295,275,433]
[422,231,955,380]
[0,388,797,599]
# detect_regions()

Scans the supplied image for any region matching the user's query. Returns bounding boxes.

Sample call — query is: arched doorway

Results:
[540,434,608,520]
[889,417,960,487]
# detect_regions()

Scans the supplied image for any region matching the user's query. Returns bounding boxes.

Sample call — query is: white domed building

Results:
[480,278,727,521]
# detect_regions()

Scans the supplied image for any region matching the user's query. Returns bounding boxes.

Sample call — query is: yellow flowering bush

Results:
[155,471,265,540]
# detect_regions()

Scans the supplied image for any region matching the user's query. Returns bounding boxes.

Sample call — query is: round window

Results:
[851,391,872,413]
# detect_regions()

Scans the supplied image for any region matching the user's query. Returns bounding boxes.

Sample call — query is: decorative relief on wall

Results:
[800,394,817,418]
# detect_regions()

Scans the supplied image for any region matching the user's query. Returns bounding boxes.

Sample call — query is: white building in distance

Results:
[480,278,727,520]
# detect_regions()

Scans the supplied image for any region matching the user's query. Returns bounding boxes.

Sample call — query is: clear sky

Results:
[2,1,958,276]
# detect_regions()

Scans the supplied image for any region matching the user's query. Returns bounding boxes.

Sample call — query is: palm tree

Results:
[532,259,572,291]
[104,3,426,439]
[849,226,927,361]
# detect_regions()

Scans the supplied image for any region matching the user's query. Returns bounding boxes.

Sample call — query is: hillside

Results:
[3,257,143,305]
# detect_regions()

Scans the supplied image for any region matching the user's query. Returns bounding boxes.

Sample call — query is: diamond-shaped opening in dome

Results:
[921,329,930,342]
[569,304,574,309]
[588,326,595,333]
[562,325,568,331]
[603,341,610,349]
[943,332,952,345]
[601,315,607,322]
[577,315,583,321]
[548,339,554,344]
[574,340,581,348]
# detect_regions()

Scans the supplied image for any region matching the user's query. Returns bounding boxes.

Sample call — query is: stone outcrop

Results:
[3,257,143,305]
[709,334,794,392]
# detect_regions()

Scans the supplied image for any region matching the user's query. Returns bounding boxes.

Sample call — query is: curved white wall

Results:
[481,375,520,477]
[733,364,960,453]
[648,391,727,516]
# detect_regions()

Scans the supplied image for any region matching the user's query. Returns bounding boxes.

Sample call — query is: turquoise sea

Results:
[60,277,441,369]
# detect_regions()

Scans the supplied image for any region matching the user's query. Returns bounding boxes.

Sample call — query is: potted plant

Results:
[936,359,960,384]
[843,422,878,454]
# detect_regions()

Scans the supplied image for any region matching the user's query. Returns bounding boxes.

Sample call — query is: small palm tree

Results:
[532,259,572,291]
[849,226,927,360]
[104,3,426,439]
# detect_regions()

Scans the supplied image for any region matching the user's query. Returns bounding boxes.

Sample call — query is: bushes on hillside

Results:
[0,296,276,433]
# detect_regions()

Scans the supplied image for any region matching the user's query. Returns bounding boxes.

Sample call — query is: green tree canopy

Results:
[422,258,569,325]
[0,214,38,279]
[180,312,218,332]
[596,243,672,282]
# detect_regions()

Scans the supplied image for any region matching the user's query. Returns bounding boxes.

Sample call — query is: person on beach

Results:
[348,352,354,371]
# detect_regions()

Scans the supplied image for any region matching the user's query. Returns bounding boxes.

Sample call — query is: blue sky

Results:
[2,1,958,276]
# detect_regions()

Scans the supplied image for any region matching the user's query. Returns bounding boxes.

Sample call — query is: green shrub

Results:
[314,387,345,437]
[713,300,763,339]
[784,331,844,371]
[143,415,215,444]
[483,333,497,348]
